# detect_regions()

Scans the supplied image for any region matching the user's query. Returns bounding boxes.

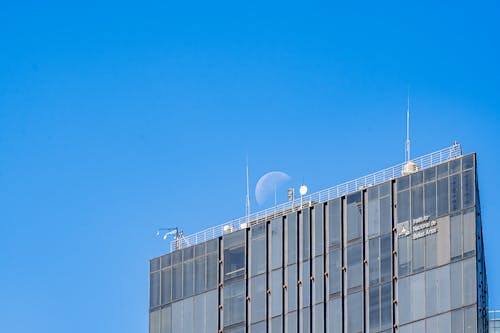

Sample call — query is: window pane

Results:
[424,167,436,182]
[397,190,410,223]
[150,271,161,308]
[314,205,324,257]
[398,233,411,276]
[224,231,246,281]
[251,274,266,323]
[426,268,438,317]
[380,283,392,329]
[183,298,194,333]
[328,199,341,248]
[424,182,437,218]
[271,218,283,270]
[437,163,449,178]
[368,187,380,238]
[347,192,362,242]
[206,252,218,290]
[437,265,450,313]
[436,216,450,266]
[451,261,463,309]
[462,170,475,208]
[411,186,424,220]
[223,280,246,327]
[301,260,311,307]
[464,305,476,333]
[380,196,392,235]
[463,210,476,256]
[437,178,449,216]
[329,297,342,333]
[287,213,298,265]
[452,308,464,333]
[193,295,204,333]
[411,171,423,186]
[347,243,363,290]
[206,290,218,331]
[450,174,462,212]
[329,248,341,296]
[271,316,282,333]
[194,256,206,294]
[463,258,476,305]
[161,305,172,333]
[271,270,283,317]
[369,238,380,286]
[412,237,425,272]
[287,264,297,312]
[369,287,380,331]
[172,264,182,300]
[251,224,266,276]
[150,309,160,333]
[380,235,392,283]
[425,232,437,269]
[183,260,194,298]
[347,292,363,333]
[450,213,463,260]
[450,158,461,174]
[398,277,411,324]
[301,210,311,261]
[398,176,409,191]
[411,272,425,321]
[161,267,172,305]
[314,256,324,304]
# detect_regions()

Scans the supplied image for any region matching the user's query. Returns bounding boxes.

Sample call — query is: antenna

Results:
[406,88,411,163]
[246,156,250,220]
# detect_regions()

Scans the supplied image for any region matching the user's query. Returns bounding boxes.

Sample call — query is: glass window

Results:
[224,231,246,281]
[150,271,161,308]
[462,170,475,208]
[436,216,450,266]
[379,181,390,197]
[251,274,266,323]
[368,187,380,238]
[329,248,341,296]
[328,297,342,333]
[412,237,425,272]
[172,264,182,300]
[328,199,341,248]
[194,243,205,258]
[380,235,392,283]
[411,171,423,186]
[437,265,451,313]
[411,186,424,220]
[193,295,204,333]
[411,272,425,321]
[206,252,218,290]
[194,256,206,294]
[398,234,411,276]
[347,192,363,242]
[462,154,474,170]
[437,162,449,178]
[380,196,392,235]
[314,205,324,257]
[287,213,298,265]
[151,257,161,272]
[464,305,476,333]
[450,174,462,212]
[301,209,311,261]
[206,290,218,331]
[286,311,297,333]
[426,268,438,317]
[287,264,297,312]
[463,258,476,306]
[161,254,171,269]
[150,309,160,333]
[451,261,463,309]
[463,209,476,256]
[397,176,409,191]
[251,321,266,333]
[380,283,392,329]
[397,190,410,223]
[301,260,311,307]
[183,260,194,298]
[398,277,411,324]
[251,224,266,276]
[161,267,172,305]
[172,301,183,332]
[223,280,246,327]
[347,243,362,290]
[450,158,461,174]
[437,178,449,216]
[271,218,283,270]
[369,287,380,331]
[206,238,218,253]
[425,232,437,269]
[314,256,324,304]
[424,167,436,182]
[271,269,282,317]
[183,297,194,333]
[347,291,363,333]
[161,305,172,333]
[301,306,311,332]
[313,302,324,332]
[369,238,380,286]
[183,246,194,261]
[424,182,437,218]
[271,316,282,333]
[450,213,463,260]
[451,308,464,333]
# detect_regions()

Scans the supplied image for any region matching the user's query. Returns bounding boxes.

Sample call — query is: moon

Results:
[255,171,291,206]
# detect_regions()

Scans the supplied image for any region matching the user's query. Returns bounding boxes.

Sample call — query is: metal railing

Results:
[171,143,462,251]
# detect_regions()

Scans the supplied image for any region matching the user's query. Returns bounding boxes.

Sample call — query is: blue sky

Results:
[0,1,499,332]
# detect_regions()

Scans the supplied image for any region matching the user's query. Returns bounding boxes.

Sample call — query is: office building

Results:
[149,143,488,332]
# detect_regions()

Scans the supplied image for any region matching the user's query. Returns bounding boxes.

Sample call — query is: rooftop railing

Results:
[171,143,463,251]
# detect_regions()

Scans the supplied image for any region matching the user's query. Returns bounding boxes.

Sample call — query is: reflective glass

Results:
[411,272,425,321]
[462,170,475,208]
[251,225,266,276]
[287,264,297,312]
[450,174,462,212]
[271,269,282,317]
[301,210,310,261]
[251,274,266,323]
[380,283,392,329]
[223,280,246,327]
[411,186,423,220]
[271,218,282,270]
[314,205,324,257]
[183,260,194,298]
[328,199,341,248]
[463,209,476,256]
[424,182,436,218]
[151,272,162,308]
[347,291,363,333]
[287,213,298,265]
[369,238,379,286]
[450,213,463,260]
[329,248,341,296]
[437,178,449,216]
[328,297,342,333]
[369,287,380,331]
[380,196,392,235]
[397,190,410,223]
[161,267,172,305]
[347,192,362,242]
[347,243,362,290]
[380,235,392,283]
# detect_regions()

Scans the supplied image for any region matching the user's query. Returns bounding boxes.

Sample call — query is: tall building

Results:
[490,311,500,333]
[149,144,488,333]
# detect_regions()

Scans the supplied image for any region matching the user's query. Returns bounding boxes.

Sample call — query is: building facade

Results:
[149,148,488,333]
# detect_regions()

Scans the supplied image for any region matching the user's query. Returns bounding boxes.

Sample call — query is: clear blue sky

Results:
[1,1,499,332]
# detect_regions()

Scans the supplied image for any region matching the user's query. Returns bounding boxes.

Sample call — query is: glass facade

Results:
[149,153,488,332]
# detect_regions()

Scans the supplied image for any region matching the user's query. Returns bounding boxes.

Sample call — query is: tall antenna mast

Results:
[406,89,411,163]
[246,156,250,220]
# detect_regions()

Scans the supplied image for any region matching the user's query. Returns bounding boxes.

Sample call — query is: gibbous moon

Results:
[255,171,291,206]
